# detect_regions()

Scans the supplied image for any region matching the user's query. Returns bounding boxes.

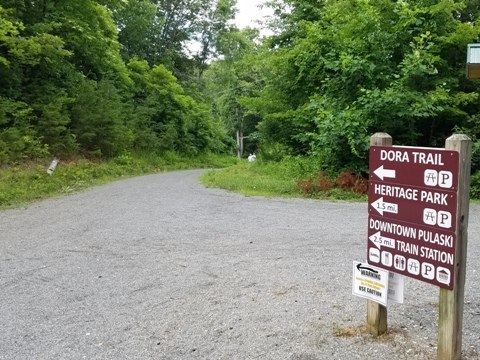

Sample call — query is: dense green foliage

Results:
[0,0,235,163]
[205,0,480,174]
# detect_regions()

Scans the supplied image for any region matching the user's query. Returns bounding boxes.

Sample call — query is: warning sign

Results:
[352,261,389,306]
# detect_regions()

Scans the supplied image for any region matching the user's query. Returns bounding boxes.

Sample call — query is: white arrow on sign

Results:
[373,165,396,181]
[371,197,398,216]
[369,231,396,250]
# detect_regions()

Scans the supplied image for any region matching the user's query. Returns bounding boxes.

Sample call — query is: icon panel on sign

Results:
[382,251,392,267]
[423,209,452,229]
[437,267,451,285]
[407,258,420,275]
[394,255,406,271]
[424,170,438,187]
[424,170,454,189]
[421,262,435,280]
[439,171,453,188]
[369,248,380,263]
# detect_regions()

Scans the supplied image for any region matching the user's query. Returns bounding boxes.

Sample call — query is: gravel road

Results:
[1,169,480,359]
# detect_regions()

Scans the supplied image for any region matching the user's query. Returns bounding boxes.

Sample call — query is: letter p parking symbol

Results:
[439,171,453,189]
[424,170,453,188]
[422,263,435,280]
[438,211,452,229]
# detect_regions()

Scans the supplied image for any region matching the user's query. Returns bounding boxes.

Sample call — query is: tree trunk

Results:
[236,107,244,158]
[236,128,243,159]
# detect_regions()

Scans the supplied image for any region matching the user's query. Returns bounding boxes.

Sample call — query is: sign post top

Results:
[467,44,480,78]
[467,44,480,63]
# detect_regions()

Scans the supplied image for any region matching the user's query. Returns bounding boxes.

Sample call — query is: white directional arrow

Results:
[369,231,396,250]
[373,165,396,181]
[371,197,398,216]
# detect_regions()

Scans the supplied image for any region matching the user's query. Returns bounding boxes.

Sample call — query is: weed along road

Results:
[1,169,480,359]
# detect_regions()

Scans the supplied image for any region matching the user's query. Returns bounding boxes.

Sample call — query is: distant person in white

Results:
[248,153,256,162]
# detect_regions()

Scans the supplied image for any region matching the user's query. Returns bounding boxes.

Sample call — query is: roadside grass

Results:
[200,157,368,201]
[200,161,302,197]
[1,153,373,210]
[0,152,238,210]
[5,150,480,210]
[201,155,480,202]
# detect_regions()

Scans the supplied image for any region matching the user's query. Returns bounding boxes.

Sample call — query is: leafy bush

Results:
[70,79,131,157]
[470,171,480,199]
[114,152,132,166]
[256,141,291,162]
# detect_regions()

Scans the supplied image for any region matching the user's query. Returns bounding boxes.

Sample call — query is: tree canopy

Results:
[215,0,480,172]
[0,0,233,162]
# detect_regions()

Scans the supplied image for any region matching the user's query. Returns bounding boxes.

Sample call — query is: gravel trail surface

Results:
[1,169,480,359]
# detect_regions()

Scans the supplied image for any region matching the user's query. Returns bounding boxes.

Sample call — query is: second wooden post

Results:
[367,132,392,335]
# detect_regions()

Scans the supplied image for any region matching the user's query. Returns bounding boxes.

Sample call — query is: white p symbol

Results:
[438,211,452,228]
[439,171,453,188]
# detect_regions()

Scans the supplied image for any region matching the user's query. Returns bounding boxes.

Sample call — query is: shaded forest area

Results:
[0,0,236,162]
[2,0,480,177]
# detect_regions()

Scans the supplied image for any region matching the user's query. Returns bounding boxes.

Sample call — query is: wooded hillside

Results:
[0,0,235,162]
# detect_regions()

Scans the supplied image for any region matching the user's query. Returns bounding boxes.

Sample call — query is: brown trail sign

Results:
[366,133,471,360]
[368,145,459,290]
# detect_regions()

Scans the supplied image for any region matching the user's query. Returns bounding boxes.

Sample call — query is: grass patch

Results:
[200,157,368,201]
[1,154,369,210]
[0,153,238,210]
[200,161,302,197]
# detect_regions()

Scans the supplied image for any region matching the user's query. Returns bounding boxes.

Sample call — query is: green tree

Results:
[204,28,263,158]
[0,0,134,158]
[191,0,236,77]
[240,0,480,171]
[0,0,240,162]
[127,58,226,155]
[70,79,131,157]
[0,4,74,159]
[115,0,237,77]
[115,0,161,64]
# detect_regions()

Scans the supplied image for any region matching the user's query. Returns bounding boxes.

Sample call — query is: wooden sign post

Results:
[367,133,391,335]
[366,133,471,359]
[438,135,471,360]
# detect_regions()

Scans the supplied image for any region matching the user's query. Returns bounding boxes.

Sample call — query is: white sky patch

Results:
[235,0,273,30]
[186,0,273,56]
